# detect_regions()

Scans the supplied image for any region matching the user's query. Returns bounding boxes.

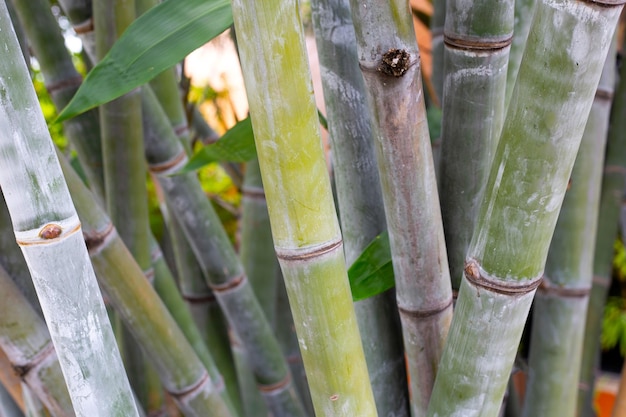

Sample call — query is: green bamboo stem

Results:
[521,42,616,417]
[21,383,46,417]
[10,0,105,200]
[426,0,623,415]
[505,0,537,108]
[579,42,626,416]
[231,0,377,414]
[431,0,445,104]
[240,158,278,325]
[5,0,29,72]
[438,0,513,291]
[309,0,408,414]
[0,3,138,414]
[141,86,306,417]
[0,262,74,417]
[58,152,236,417]
[348,1,453,415]
[161,208,242,416]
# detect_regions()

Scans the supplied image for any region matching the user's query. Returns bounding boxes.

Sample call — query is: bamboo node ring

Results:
[463,258,543,296]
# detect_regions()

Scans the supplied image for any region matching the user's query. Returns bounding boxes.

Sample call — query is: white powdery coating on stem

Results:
[21,232,137,417]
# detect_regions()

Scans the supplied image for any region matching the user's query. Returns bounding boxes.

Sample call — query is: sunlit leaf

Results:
[56,0,233,122]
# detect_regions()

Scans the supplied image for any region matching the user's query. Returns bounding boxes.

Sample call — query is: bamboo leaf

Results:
[182,117,256,173]
[56,0,233,122]
[348,231,395,301]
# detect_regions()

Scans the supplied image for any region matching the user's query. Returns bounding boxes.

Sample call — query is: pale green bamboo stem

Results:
[309,0,408,414]
[0,262,73,417]
[0,3,137,414]
[162,209,242,416]
[10,0,104,200]
[231,0,377,414]
[579,42,626,416]
[505,0,537,108]
[348,1,453,415]
[521,42,616,417]
[431,0,445,104]
[141,86,305,417]
[438,0,513,291]
[426,1,623,415]
[21,383,47,417]
[58,153,236,417]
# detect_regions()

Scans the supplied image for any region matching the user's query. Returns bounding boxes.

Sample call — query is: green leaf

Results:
[181,117,256,173]
[56,0,233,122]
[348,231,395,301]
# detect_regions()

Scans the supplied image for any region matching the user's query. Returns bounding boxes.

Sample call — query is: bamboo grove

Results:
[0,0,624,415]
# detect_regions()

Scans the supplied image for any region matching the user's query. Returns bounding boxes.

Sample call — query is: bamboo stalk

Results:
[309,0,408,414]
[0,2,138,414]
[431,0,445,104]
[57,152,237,417]
[578,37,626,417]
[348,1,453,415]
[521,41,616,417]
[56,0,96,63]
[0,258,74,417]
[141,86,306,416]
[232,0,378,413]
[426,0,623,415]
[0,349,24,413]
[505,0,538,107]
[438,0,513,291]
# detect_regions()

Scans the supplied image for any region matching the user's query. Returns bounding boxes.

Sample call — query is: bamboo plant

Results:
[348,1,453,415]
[0,2,138,415]
[309,0,408,415]
[438,0,513,291]
[426,0,623,414]
[141,86,306,417]
[231,0,377,414]
[579,38,626,415]
[521,41,616,417]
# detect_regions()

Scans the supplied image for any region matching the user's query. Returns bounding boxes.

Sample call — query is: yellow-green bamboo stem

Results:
[231,0,377,415]
[427,0,623,415]
[0,3,137,414]
[309,0,408,414]
[349,1,453,415]
[505,0,538,108]
[438,0,513,291]
[521,40,616,417]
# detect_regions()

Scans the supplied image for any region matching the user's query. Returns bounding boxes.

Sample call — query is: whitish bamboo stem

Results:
[438,0,513,290]
[427,0,623,415]
[309,0,408,414]
[231,0,377,414]
[0,3,137,414]
[579,37,626,417]
[348,1,453,415]
[521,41,616,417]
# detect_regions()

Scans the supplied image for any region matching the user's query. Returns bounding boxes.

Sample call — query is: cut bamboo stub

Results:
[463,259,543,295]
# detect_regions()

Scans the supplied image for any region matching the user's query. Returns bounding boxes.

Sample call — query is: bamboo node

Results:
[443,33,513,51]
[208,273,246,293]
[463,258,543,296]
[46,75,83,94]
[275,238,343,262]
[258,373,291,393]
[39,224,63,240]
[378,49,411,77]
[167,371,210,399]
[84,222,115,254]
[149,150,188,176]
[12,341,55,378]
[73,18,94,34]
[330,394,339,401]
[538,277,591,298]
[397,297,453,318]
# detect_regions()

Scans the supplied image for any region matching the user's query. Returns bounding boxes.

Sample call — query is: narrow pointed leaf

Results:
[182,117,256,172]
[56,0,233,122]
[348,231,394,301]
